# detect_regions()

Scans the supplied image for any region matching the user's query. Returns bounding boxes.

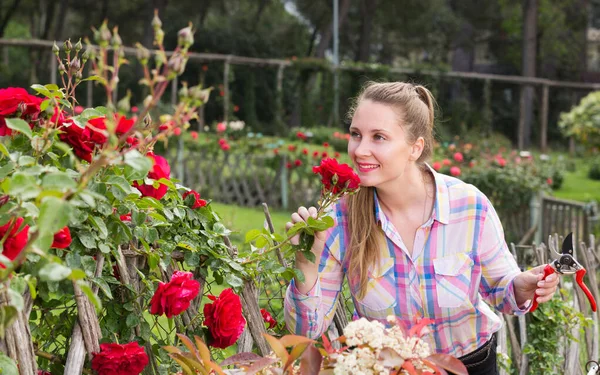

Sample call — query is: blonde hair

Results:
[346,81,436,299]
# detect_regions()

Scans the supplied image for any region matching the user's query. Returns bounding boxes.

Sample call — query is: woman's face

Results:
[348,99,421,188]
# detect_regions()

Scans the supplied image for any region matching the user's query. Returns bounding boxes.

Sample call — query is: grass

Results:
[553,161,600,203]
[209,201,292,247]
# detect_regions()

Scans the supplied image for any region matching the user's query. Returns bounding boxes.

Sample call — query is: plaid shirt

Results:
[284,167,529,357]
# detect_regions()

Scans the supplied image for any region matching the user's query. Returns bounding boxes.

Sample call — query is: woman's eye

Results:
[374,134,385,141]
[350,132,360,138]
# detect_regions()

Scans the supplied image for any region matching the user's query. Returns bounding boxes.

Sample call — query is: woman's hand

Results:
[513,265,560,308]
[285,206,327,262]
[285,206,328,294]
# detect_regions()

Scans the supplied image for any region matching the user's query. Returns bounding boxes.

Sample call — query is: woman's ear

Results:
[410,137,425,161]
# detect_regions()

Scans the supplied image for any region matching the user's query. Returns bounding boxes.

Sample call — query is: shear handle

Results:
[530,264,556,312]
[575,269,598,312]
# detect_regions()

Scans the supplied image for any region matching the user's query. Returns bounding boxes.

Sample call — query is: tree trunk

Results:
[518,0,537,150]
[0,0,20,38]
[355,0,377,62]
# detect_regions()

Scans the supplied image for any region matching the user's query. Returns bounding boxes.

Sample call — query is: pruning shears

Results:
[530,232,597,312]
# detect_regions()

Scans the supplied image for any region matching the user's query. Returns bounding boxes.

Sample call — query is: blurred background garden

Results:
[3,0,600,374]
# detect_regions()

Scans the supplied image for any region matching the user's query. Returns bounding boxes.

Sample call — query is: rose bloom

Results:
[59,117,108,162]
[296,131,307,141]
[286,162,292,169]
[91,342,148,375]
[432,161,441,171]
[203,288,246,348]
[260,308,277,329]
[496,157,507,167]
[216,122,227,133]
[294,159,302,167]
[453,152,464,163]
[313,158,361,194]
[0,217,29,268]
[288,144,296,151]
[0,87,42,136]
[173,127,182,136]
[450,166,461,177]
[302,148,308,155]
[150,271,200,318]
[51,227,72,249]
[133,153,171,200]
[190,131,199,140]
[442,158,451,166]
[182,190,207,209]
[220,143,230,151]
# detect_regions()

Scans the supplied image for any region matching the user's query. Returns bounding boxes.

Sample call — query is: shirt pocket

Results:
[352,257,397,319]
[433,252,474,308]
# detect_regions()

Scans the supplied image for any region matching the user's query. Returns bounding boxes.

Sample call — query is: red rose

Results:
[302,148,308,155]
[115,115,135,135]
[294,159,302,167]
[0,218,30,268]
[450,166,461,177]
[442,158,451,166]
[216,122,226,133]
[323,142,329,148]
[260,308,277,329]
[221,143,230,151]
[288,144,296,151]
[38,370,52,375]
[59,117,108,162]
[51,227,72,249]
[131,106,139,113]
[133,153,171,200]
[173,127,182,136]
[296,131,307,141]
[182,190,207,209]
[453,152,464,163]
[432,162,441,171]
[74,105,84,114]
[312,158,360,195]
[0,87,42,136]
[496,157,507,167]
[286,162,292,169]
[233,105,240,113]
[149,271,200,318]
[190,131,198,140]
[120,213,132,222]
[91,342,148,375]
[203,288,246,348]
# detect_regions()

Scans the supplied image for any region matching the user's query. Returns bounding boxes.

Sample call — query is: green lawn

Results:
[553,162,600,203]
[208,202,292,248]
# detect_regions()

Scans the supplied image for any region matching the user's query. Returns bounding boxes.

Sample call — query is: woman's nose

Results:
[353,140,371,157]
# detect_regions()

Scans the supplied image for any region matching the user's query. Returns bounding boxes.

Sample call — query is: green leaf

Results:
[30,84,51,97]
[78,230,97,249]
[124,150,152,177]
[42,172,77,190]
[0,143,9,158]
[79,281,102,311]
[88,216,108,239]
[69,269,86,280]
[38,197,71,236]
[38,262,72,282]
[225,273,243,288]
[212,222,231,236]
[91,277,113,299]
[126,313,140,328]
[245,229,262,243]
[0,352,19,375]
[40,98,51,112]
[7,289,24,312]
[98,243,111,254]
[5,118,32,139]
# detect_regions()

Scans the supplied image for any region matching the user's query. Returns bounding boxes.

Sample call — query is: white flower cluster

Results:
[228,120,245,131]
[332,316,433,375]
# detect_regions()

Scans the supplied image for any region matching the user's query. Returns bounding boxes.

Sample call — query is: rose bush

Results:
[0,15,257,375]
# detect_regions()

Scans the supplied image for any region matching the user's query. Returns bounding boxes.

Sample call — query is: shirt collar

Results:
[373,163,450,226]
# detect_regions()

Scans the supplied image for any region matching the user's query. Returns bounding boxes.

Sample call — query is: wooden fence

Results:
[3,37,600,152]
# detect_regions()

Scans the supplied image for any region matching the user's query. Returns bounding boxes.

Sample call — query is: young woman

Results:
[284,81,559,374]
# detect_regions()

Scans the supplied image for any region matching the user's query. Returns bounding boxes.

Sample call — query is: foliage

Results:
[589,156,600,181]
[559,91,600,150]
[522,288,592,374]
[0,16,259,375]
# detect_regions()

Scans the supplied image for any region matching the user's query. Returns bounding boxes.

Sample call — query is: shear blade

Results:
[561,232,574,255]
